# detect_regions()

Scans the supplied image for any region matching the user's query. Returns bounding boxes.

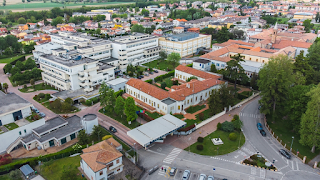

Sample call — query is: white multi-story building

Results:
[34,32,160,92]
[159,32,211,57]
[125,65,222,114]
[80,138,123,180]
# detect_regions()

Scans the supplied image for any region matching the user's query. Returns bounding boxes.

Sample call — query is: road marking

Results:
[163,148,182,164]
[296,160,299,171]
[249,176,255,180]
[278,165,289,171]
[291,161,294,170]
[260,168,265,178]
[251,167,256,175]
[158,165,170,177]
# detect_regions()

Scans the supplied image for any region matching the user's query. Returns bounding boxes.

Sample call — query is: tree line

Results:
[258,40,320,152]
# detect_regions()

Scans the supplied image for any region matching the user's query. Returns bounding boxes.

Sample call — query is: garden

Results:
[35,96,79,114]
[4,123,19,131]
[19,83,57,93]
[33,93,52,103]
[25,112,42,123]
[142,59,179,71]
[243,154,277,170]
[186,105,206,114]
[187,115,245,156]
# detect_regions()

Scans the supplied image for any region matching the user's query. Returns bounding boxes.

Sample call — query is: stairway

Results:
[6,136,22,154]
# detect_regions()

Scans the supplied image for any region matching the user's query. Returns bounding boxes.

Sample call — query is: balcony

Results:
[84,87,93,92]
[79,81,92,87]
[78,76,87,81]
[78,71,84,76]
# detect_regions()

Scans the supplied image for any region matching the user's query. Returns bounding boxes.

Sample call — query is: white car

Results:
[199,174,206,180]
[182,170,190,180]
[208,176,214,180]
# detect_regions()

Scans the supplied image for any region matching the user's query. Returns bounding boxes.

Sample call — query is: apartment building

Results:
[159,32,211,57]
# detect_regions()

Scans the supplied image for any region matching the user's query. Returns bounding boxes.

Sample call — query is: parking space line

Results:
[260,168,265,178]
[251,167,256,175]
[296,160,299,171]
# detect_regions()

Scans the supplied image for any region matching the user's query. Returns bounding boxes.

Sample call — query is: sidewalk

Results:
[164,96,259,150]
[184,104,209,120]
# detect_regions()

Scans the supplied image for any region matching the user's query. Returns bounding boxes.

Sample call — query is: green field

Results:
[19,83,57,93]
[0,55,26,64]
[0,2,134,10]
[186,130,245,156]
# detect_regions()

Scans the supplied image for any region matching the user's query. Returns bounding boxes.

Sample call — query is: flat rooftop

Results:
[41,54,98,67]
[32,116,67,135]
[52,88,99,100]
[127,114,186,147]
[107,78,128,86]
[0,91,31,115]
[161,98,176,105]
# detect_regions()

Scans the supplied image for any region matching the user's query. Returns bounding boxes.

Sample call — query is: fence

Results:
[229,92,260,111]
[196,110,226,129]
[263,117,307,164]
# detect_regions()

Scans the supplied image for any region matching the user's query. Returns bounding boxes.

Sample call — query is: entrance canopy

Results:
[127,114,186,148]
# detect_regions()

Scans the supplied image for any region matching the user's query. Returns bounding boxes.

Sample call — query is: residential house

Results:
[18,24,28,31]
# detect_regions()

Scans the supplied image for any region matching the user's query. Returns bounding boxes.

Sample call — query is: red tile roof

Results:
[175,65,221,80]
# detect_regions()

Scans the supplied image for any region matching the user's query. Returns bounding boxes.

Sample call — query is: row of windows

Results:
[127,40,157,48]
[88,50,109,57]
[42,66,63,76]
[39,58,71,72]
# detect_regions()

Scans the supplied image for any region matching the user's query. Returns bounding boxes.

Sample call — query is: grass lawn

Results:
[173,114,184,119]
[186,105,206,114]
[136,105,163,119]
[0,55,25,64]
[4,123,19,130]
[186,130,245,156]
[0,174,11,180]
[0,2,134,10]
[19,83,57,93]
[40,156,83,180]
[25,112,41,123]
[184,119,202,127]
[99,109,140,129]
[267,118,320,162]
[277,17,289,24]
[143,59,179,71]
[195,109,212,121]
[33,94,52,103]
[42,102,79,114]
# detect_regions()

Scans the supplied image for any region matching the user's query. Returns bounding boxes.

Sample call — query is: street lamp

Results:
[290,136,294,151]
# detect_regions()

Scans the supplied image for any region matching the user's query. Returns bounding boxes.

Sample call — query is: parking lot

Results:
[147,165,222,180]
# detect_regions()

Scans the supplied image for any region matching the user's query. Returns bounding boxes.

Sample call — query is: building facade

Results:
[159,32,211,57]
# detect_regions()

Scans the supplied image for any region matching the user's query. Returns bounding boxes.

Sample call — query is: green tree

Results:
[131,24,145,33]
[307,41,320,72]
[15,61,24,71]
[303,19,313,33]
[10,67,21,75]
[51,16,64,26]
[78,130,89,145]
[99,82,116,113]
[96,28,101,35]
[186,76,198,82]
[224,53,248,92]
[115,96,125,117]
[23,42,36,54]
[167,52,181,69]
[91,125,102,141]
[30,79,35,86]
[124,97,137,122]
[141,8,149,17]
[294,51,316,85]
[250,72,258,90]
[4,47,13,55]
[258,55,297,117]
[2,83,8,93]
[159,51,167,60]
[210,64,217,73]
[17,17,26,24]
[300,84,320,153]
[217,27,233,43]
[9,169,21,180]
[135,7,139,14]
[208,89,224,115]
[4,63,12,74]
[25,58,36,70]
[161,82,167,89]
[316,12,320,23]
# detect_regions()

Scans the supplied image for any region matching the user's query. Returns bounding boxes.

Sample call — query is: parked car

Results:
[137,76,142,79]
[144,72,149,76]
[260,130,266,137]
[258,105,262,110]
[169,167,177,176]
[154,70,158,73]
[140,75,144,78]
[257,123,263,130]
[279,149,291,159]
[39,112,46,118]
[149,71,154,75]
[109,126,117,133]
[208,176,214,180]
[182,170,190,180]
[199,174,206,180]
[148,165,159,175]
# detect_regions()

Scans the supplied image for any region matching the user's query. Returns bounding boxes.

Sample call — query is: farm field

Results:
[0,2,134,11]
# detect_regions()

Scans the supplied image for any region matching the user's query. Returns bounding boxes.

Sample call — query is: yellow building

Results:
[18,24,28,31]
[91,9,113,13]
[208,22,232,29]
[159,32,212,57]
[293,12,313,20]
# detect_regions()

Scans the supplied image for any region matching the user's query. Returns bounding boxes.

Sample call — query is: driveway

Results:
[141,69,167,81]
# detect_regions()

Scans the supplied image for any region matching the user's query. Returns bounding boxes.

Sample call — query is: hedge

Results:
[139,113,154,122]
[10,56,25,65]
[0,145,84,174]
[114,90,124,97]
[154,70,175,82]
[186,63,193,67]
[145,79,152,84]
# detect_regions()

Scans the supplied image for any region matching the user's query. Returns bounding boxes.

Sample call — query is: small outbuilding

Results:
[106,77,128,91]
[20,164,35,179]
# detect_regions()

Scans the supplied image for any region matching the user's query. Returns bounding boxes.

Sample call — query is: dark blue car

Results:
[257,123,263,130]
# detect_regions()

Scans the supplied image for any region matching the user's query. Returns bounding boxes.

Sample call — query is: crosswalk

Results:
[158,165,170,177]
[239,113,263,119]
[163,148,182,164]
[250,167,265,178]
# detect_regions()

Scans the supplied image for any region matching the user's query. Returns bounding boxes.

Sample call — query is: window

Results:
[187,100,189,104]
[256,59,258,62]
[249,58,251,60]
[262,60,265,63]
[158,104,159,108]
[178,106,180,110]
[116,159,120,164]
[24,129,26,133]
[196,97,197,101]
[100,171,103,175]
[19,131,21,135]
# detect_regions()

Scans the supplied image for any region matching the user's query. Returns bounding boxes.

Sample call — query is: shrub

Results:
[85,100,92,106]
[217,122,222,130]
[172,80,178,85]
[229,132,238,141]
[145,79,153,84]
[161,82,167,89]
[102,135,113,140]
[9,169,21,180]
[233,114,239,121]
[250,154,258,160]
[114,89,124,97]
[23,84,27,89]
[198,112,204,120]
[38,93,45,99]
[186,63,193,67]
[197,137,204,143]
[45,93,51,100]
[221,121,234,132]
[196,144,203,151]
